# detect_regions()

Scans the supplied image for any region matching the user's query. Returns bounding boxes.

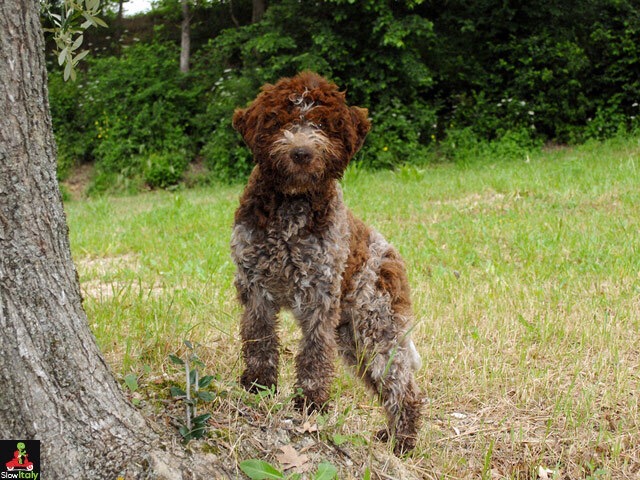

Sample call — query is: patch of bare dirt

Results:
[77,253,140,277]
[62,162,94,200]
[75,253,166,300]
[183,156,211,187]
[542,141,570,153]
[81,279,166,300]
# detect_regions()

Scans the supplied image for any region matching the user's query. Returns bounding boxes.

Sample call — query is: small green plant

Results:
[330,433,367,447]
[481,439,495,480]
[123,372,138,392]
[122,365,152,406]
[169,340,216,441]
[239,459,338,480]
[315,406,368,449]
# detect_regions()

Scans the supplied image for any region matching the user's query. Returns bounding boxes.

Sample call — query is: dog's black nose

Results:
[291,147,313,165]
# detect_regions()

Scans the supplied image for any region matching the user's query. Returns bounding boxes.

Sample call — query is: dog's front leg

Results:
[293,301,340,413]
[238,283,280,393]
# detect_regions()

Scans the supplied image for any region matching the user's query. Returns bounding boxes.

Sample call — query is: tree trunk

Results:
[180,0,191,73]
[0,1,227,477]
[228,0,240,27]
[252,0,266,23]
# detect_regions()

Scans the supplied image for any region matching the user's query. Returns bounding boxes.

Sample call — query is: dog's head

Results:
[233,71,371,194]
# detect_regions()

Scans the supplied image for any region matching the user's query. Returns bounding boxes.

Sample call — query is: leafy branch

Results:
[41,0,107,80]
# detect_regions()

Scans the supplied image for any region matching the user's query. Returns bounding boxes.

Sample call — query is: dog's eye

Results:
[264,114,282,130]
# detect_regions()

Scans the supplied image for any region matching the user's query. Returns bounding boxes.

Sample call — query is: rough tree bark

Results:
[180,0,191,73]
[0,1,226,477]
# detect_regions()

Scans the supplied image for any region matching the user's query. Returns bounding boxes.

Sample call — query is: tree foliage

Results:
[47,0,640,190]
[421,0,640,142]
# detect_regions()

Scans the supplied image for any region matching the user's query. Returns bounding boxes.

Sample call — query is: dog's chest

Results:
[231,199,349,307]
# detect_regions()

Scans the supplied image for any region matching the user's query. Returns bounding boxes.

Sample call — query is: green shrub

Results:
[423,0,639,144]
[195,71,256,183]
[440,127,541,165]
[363,98,436,168]
[143,151,189,189]
[50,40,198,192]
[87,42,195,164]
[48,74,96,180]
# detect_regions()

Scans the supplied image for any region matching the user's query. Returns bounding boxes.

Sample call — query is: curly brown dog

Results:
[230,71,423,454]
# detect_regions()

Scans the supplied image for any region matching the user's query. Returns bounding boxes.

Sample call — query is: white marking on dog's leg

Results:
[408,339,422,371]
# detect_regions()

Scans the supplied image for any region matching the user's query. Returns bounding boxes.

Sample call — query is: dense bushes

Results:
[423,0,640,143]
[47,0,640,192]
[49,41,197,191]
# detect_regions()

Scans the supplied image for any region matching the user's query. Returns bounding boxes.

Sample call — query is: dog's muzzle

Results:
[272,125,334,164]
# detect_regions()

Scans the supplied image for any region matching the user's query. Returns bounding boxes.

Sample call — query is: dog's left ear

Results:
[349,106,371,154]
[232,107,249,139]
[233,107,259,151]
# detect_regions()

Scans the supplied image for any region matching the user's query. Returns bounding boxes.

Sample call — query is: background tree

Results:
[0,0,228,476]
[252,0,266,23]
[117,0,130,20]
[180,0,191,72]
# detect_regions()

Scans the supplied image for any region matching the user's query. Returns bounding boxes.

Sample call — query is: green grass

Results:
[65,135,640,478]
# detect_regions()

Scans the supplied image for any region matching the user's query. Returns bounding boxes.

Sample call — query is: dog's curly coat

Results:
[231,71,423,453]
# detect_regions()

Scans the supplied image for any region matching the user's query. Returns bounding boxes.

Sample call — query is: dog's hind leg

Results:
[369,343,423,455]
[337,316,423,455]
[337,242,423,454]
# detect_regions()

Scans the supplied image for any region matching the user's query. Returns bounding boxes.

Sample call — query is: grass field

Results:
[65,136,640,479]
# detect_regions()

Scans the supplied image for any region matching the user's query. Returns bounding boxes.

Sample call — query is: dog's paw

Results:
[293,393,329,414]
[374,429,416,456]
[393,434,416,456]
[240,371,277,394]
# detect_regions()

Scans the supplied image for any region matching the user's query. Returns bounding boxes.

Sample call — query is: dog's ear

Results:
[233,106,262,155]
[349,106,371,154]
[234,85,275,152]
[232,107,250,143]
